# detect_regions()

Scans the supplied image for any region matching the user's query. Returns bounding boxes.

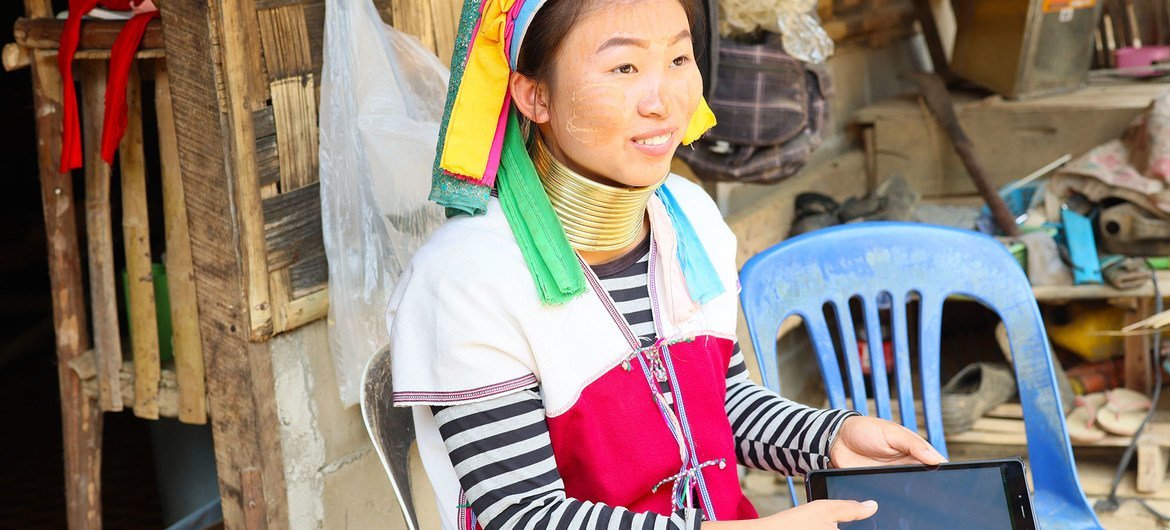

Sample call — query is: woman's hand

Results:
[703,500,879,529]
[829,415,947,468]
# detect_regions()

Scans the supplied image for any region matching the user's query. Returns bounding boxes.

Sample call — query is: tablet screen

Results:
[823,465,1019,529]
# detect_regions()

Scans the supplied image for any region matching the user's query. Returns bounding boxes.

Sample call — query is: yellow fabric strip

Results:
[683,97,717,145]
[440,0,516,181]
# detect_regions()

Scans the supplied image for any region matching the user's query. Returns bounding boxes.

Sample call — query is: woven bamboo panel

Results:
[220,0,459,340]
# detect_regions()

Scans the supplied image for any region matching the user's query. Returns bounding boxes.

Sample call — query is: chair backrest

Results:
[360,346,420,530]
[739,222,1100,528]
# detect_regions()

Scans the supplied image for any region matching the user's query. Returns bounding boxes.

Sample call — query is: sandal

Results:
[1095,388,1154,437]
[1066,392,1108,444]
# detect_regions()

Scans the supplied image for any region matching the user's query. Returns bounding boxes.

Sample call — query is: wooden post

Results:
[81,61,125,413]
[155,63,208,425]
[120,63,163,420]
[24,0,104,527]
[1124,297,1155,393]
[156,1,290,527]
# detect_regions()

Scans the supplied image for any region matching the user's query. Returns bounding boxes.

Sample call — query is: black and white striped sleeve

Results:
[723,343,859,476]
[432,389,704,530]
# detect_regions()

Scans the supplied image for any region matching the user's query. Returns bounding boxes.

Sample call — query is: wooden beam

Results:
[24,0,104,524]
[14,17,165,51]
[155,1,288,528]
[217,0,273,340]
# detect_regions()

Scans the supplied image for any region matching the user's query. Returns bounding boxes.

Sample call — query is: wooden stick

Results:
[26,0,104,524]
[904,72,1021,236]
[3,43,31,72]
[155,63,208,425]
[120,63,162,420]
[82,61,126,413]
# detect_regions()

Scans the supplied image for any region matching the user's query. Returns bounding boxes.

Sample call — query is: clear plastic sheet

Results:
[319,0,448,406]
[718,0,834,63]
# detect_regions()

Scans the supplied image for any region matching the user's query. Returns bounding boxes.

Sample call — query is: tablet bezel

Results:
[805,458,1035,530]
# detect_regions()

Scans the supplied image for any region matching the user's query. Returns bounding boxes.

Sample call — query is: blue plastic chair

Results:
[739,222,1101,529]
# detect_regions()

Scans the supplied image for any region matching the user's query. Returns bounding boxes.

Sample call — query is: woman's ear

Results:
[510,72,551,124]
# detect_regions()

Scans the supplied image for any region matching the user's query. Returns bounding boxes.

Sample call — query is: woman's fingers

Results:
[807,499,879,522]
[888,424,947,465]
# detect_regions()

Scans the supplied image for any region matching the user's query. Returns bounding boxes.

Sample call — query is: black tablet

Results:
[806,458,1036,530]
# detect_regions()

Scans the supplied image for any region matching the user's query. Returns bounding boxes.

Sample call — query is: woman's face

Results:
[531,0,701,188]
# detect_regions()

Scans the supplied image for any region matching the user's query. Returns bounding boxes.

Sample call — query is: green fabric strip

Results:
[429,0,491,217]
[496,111,586,305]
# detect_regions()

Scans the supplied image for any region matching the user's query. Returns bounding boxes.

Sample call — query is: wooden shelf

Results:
[1032,271,1170,301]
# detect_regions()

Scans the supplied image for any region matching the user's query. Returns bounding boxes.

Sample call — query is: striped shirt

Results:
[432,235,856,530]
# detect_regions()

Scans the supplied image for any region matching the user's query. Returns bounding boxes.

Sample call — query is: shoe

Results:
[789,193,840,237]
[941,362,1018,434]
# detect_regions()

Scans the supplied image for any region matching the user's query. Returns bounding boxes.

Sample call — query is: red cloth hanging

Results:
[56,0,156,172]
[101,10,158,164]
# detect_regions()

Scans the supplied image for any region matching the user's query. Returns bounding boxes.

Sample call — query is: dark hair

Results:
[515,0,707,82]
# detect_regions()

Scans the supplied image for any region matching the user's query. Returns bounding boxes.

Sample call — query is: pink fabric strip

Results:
[647,196,701,323]
[480,0,525,186]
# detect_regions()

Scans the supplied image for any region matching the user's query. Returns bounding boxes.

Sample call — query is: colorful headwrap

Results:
[430,0,722,306]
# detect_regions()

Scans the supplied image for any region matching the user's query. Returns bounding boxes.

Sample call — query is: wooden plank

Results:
[855,85,1162,197]
[1137,444,1170,494]
[156,0,289,527]
[25,13,104,526]
[261,182,323,271]
[215,0,274,340]
[81,60,125,413]
[14,17,166,51]
[269,76,319,191]
[281,285,328,333]
[120,63,162,420]
[1032,270,1170,301]
[156,63,209,425]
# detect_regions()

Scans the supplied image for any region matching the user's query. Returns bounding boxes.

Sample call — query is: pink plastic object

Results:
[1114,45,1170,77]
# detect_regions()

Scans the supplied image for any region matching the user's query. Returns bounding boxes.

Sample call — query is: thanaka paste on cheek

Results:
[560,81,628,144]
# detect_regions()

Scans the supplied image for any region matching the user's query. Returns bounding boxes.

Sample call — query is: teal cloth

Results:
[656,186,726,304]
[429,0,491,217]
[496,111,586,305]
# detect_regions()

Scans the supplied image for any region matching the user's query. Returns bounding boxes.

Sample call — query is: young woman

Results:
[387,1,945,528]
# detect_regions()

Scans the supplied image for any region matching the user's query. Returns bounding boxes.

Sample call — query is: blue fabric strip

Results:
[655,186,725,304]
[509,0,547,69]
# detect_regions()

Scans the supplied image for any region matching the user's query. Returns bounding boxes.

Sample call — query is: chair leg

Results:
[27,30,104,530]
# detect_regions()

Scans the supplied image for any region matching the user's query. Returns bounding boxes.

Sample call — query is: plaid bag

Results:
[679,33,833,183]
